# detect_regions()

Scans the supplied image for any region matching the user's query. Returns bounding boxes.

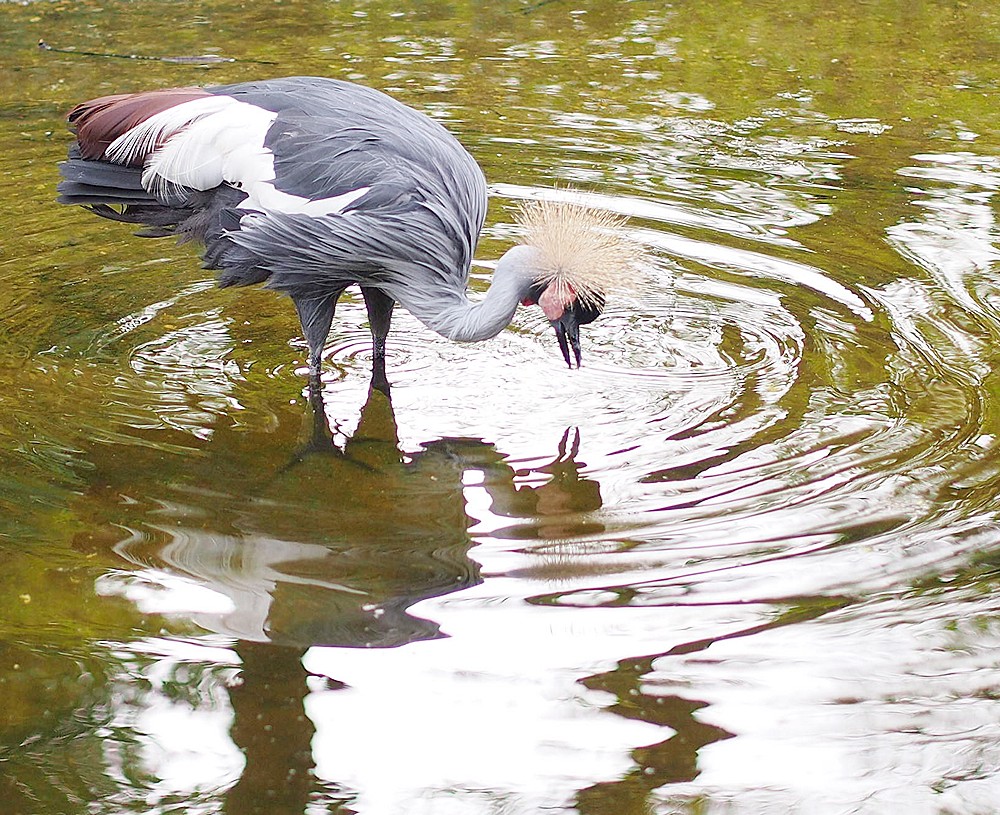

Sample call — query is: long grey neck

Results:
[391,245,540,342]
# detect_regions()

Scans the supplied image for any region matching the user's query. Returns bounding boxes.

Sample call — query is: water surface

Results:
[2,1,1000,813]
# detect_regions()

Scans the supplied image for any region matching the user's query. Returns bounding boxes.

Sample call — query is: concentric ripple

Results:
[433,177,1000,612]
[6,4,1000,813]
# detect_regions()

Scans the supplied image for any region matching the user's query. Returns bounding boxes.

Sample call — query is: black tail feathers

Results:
[58,150,265,284]
[58,152,181,238]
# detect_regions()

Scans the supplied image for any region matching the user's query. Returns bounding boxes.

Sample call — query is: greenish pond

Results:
[2,1,1000,812]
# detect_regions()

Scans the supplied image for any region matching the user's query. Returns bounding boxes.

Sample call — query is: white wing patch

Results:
[142,97,276,195]
[107,94,369,217]
[238,184,371,217]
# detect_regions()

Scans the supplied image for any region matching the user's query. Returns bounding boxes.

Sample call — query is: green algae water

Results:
[2,1,1000,812]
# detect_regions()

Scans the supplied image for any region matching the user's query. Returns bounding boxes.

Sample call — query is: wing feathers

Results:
[68,88,211,162]
[138,99,277,194]
[70,89,278,197]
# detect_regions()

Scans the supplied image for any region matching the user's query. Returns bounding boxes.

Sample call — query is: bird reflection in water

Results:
[257,379,605,644]
[480,425,604,540]
[218,389,607,814]
[82,377,605,813]
[224,641,323,815]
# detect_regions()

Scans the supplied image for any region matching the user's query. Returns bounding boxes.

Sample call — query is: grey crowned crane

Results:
[57,76,640,382]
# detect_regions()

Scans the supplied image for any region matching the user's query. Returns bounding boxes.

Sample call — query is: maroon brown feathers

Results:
[67,87,211,163]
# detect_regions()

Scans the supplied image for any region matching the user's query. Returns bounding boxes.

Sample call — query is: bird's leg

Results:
[361,287,395,395]
[306,366,328,440]
[292,290,342,379]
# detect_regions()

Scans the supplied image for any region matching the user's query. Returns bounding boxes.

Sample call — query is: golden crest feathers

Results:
[513,198,644,306]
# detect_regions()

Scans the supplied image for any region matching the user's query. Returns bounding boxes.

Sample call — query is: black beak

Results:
[552,312,582,368]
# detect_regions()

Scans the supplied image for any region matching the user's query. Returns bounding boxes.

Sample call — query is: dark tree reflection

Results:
[576,653,733,815]
[224,643,316,815]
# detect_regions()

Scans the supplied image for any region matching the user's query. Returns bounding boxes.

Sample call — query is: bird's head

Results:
[513,199,642,368]
[520,279,604,368]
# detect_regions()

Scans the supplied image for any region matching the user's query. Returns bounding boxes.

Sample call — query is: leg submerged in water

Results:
[362,287,395,395]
